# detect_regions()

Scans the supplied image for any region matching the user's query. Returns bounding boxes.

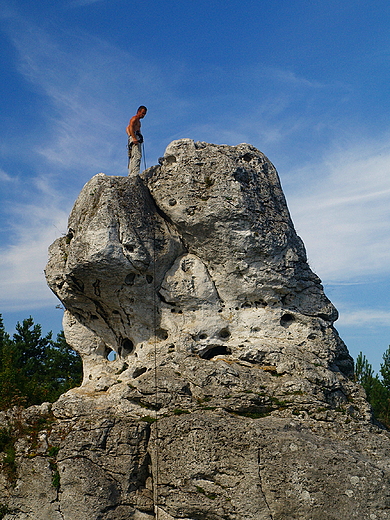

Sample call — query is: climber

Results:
[126,105,147,176]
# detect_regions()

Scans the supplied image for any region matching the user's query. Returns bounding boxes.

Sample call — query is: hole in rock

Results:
[91,314,99,320]
[157,292,175,306]
[219,328,230,339]
[125,244,134,252]
[165,155,177,165]
[233,168,250,184]
[201,346,232,360]
[241,302,252,309]
[146,275,153,284]
[156,328,169,340]
[317,313,330,321]
[199,333,208,340]
[280,313,295,327]
[242,153,253,162]
[133,367,147,378]
[112,310,120,315]
[121,338,135,355]
[168,198,177,206]
[125,273,136,285]
[104,346,116,360]
[66,229,74,242]
[307,333,317,340]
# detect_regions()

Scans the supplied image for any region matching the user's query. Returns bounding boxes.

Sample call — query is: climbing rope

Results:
[152,218,159,519]
[143,142,147,171]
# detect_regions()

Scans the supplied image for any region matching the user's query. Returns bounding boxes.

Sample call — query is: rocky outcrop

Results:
[1,140,389,519]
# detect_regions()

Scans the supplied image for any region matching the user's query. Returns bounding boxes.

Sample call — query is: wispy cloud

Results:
[0,12,182,312]
[287,136,390,282]
[337,308,390,327]
[0,190,68,311]
[1,8,390,321]
[2,14,174,179]
[0,168,14,182]
[268,68,326,89]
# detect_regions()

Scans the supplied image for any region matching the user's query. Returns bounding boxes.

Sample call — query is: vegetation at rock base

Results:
[0,314,82,410]
[355,346,390,429]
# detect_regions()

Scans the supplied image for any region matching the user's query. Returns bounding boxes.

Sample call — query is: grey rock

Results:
[1,140,389,519]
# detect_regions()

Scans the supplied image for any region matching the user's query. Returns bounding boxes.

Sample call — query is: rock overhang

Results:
[45,139,353,391]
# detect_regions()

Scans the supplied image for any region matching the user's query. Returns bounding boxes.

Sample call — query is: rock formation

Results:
[1,139,390,520]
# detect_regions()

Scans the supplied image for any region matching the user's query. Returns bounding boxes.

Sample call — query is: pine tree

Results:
[0,314,82,410]
[0,316,26,409]
[43,330,83,400]
[355,350,390,428]
[12,317,52,377]
[380,346,390,390]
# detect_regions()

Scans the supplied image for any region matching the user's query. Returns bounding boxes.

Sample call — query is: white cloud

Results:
[337,308,390,327]
[0,13,185,313]
[1,10,390,321]
[0,168,15,182]
[287,137,390,282]
[268,68,326,89]
[4,17,170,177]
[0,176,69,312]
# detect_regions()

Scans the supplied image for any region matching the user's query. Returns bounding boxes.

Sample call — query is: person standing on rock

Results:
[126,106,147,176]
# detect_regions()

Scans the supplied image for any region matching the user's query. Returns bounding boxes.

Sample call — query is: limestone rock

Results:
[1,140,390,519]
[45,140,352,388]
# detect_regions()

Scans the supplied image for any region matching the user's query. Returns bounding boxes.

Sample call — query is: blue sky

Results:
[1,0,390,372]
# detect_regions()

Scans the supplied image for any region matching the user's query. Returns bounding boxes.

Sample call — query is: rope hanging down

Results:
[142,142,147,171]
[152,218,159,519]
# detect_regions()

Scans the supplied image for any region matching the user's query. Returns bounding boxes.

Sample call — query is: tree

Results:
[12,317,52,377]
[0,316,26,409]
[43,330,83,400]
[355,349,390,429]
[355,352,375,393]
[380,346,390,391]
[0,314,82,410]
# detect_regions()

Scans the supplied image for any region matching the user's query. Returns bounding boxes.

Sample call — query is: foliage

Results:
[0,314,82,411]
[0,504,10,519]
[355,348,390,428]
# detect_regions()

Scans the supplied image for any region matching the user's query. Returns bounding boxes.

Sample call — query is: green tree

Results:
[355,352,375,393]
[355,350,390,429]
[43,330,83,400]
[0,314,82,410]
[0,316,26,409]
[12,317,52,377]
[380,346,390,391]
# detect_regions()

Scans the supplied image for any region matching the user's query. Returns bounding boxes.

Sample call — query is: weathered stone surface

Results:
[1,140,390,519]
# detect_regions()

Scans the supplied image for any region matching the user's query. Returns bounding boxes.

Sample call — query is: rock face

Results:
[1,140,390,520]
